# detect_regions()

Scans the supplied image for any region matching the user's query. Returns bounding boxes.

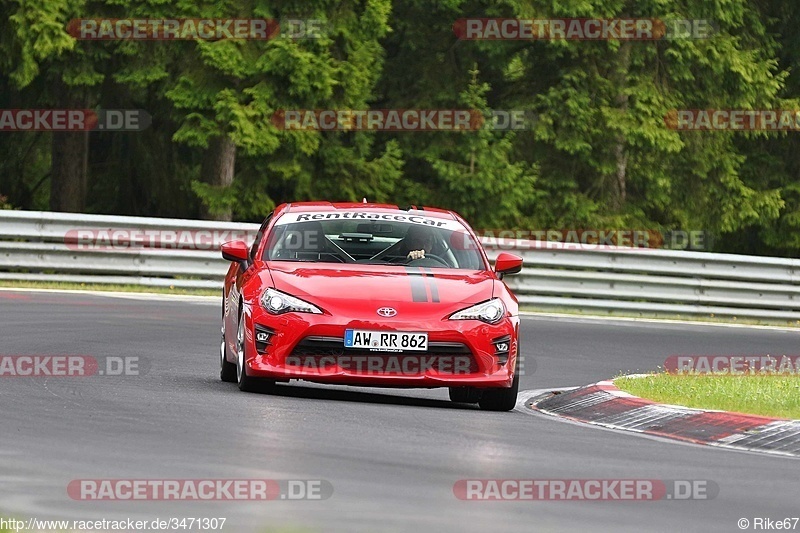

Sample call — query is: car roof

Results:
[283,201,457,220]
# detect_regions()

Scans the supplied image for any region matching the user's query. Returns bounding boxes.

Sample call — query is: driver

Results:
[402,226,435,260]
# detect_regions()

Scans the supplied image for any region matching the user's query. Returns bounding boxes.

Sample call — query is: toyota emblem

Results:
[377,307,397,317]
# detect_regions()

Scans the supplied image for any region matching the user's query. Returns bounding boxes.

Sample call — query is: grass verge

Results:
[0,280,218,296]
[615,374,800,419]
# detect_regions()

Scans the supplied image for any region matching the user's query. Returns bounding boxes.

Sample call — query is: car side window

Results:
[250,212,273,260]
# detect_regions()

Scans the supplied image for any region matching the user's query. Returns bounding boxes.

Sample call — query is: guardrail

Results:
[2,209,800,321]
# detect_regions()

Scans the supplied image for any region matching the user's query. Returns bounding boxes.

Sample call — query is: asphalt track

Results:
[0,290,798,533]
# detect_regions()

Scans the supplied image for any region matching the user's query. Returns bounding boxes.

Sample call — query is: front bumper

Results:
[242,304,519,388]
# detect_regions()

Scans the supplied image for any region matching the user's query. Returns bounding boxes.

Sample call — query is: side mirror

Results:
[494,252,523,278]
[221,241,250,270]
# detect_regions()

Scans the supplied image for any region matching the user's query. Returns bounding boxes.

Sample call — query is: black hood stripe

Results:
[404,266,441,303]
[405,266,429,302]
[422,268,440,303]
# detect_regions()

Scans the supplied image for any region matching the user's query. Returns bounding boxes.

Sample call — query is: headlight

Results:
[261,288,322,315]
[449,298,506,324]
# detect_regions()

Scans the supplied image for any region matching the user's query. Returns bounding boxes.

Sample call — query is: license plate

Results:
[344,329,428,352]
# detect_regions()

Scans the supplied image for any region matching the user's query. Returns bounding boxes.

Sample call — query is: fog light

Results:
[492,335,512,365]
[254,324,275,354]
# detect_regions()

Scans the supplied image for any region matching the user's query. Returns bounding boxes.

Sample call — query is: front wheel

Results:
[220,325,237,383]
[448,387,481,403]
[478,369,520,412]
[236,306,263,392]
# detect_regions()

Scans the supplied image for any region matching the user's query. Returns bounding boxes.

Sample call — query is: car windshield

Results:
[263,211,486,269]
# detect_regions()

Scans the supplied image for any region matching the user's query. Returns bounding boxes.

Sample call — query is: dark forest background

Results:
[3,1,800,256]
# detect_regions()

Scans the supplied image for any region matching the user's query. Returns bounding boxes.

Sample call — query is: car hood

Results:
[266,262,494,314]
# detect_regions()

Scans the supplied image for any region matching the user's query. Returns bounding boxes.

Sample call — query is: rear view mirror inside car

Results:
[356,223,393,234]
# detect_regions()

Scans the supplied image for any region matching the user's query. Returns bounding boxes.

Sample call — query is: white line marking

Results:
[0,287,218,303]
[4,287,800,328]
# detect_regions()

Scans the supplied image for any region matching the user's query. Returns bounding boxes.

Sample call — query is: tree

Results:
[162,0,399,220]
[1,0,87,211]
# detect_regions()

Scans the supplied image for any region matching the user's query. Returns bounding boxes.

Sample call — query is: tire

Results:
[448,387,481,403]
[478,368,520,412]
[236,305,260,392]
[220,324,237,383]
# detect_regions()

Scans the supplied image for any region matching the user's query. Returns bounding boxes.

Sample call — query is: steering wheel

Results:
[405,254,450,267]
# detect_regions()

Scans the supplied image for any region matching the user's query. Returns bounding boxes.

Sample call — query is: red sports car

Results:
[219,202,523,411]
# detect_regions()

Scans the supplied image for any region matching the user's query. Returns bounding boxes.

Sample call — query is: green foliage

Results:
[0,0,799,255]
[4,0,77,88]
[423,66,540,229]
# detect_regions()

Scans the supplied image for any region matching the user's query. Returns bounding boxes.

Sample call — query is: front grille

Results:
[288,336,478,374]
[291,336,472,356]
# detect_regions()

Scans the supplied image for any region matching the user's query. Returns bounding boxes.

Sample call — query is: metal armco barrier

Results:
[2,209,799,321]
